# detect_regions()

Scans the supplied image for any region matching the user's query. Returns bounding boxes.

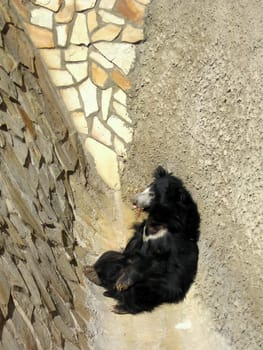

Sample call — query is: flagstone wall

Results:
[0,1,151,349]
[11,0,150,190]
[0,4,92,349]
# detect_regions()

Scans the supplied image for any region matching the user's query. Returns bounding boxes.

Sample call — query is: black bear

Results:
[84,166,200,314]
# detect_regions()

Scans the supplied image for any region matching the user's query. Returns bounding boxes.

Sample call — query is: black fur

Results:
[85,166,200,314]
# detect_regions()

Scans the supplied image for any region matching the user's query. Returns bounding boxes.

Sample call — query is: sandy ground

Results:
[85,279,230,350]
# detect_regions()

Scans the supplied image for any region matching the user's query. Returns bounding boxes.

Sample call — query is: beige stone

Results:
[49,69,74,86]
[60,87,81,111]
[122,25,144,43]
[94,42,136,74]
[56,25,68,46]
[39,49,61,69]
[25,24,54,48]
[87,10,98,33]
[136,0,151,4]
[31,8,53,29]
[4,25,34,72]
[0,49,16,72]
[71,111,89,134]
[111,69,131,90]
[113,101,132,124]
[0,271,10,310]
[12,0,29,19]
[85,138,120,190]
[79,79,98,117]
[92,117,112,146]
[71,13,90,45]
[99,0,116,9]
[114,89,127,105]
[114,136,127,157]
[64,45,88,61]
[101,88,112,120]
[116,0,145,23]
[91,24,122,43]
[66,62,88,82]
[91,63,108,88]
[33,0,62,12]
[55,0,74,23]
[98,10,125,25]
[108,115,133,143]
[90,51,113,69]
[76,0,96,11]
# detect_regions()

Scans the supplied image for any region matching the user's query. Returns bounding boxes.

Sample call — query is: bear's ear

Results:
[153,166,169,179]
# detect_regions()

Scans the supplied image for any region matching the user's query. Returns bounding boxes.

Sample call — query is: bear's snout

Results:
[132,187,155,209]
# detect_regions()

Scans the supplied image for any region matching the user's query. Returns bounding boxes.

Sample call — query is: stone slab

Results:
[85,138,120,189]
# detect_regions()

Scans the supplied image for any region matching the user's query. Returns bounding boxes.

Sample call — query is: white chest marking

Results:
[143,226,168,242]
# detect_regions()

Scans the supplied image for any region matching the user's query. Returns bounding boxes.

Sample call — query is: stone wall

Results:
[0,4,90,349]
[0,1,152,350]
[11,0,150,191]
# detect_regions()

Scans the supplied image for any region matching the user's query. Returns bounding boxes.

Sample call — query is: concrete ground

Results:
[121,0,263,349]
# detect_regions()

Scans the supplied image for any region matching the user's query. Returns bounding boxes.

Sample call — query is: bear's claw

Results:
[115,273,132,291]
[112,304,129,314]
[83,265,101,285]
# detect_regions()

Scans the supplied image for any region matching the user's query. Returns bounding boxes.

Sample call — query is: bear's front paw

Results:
[115,273,132,291]
[83,265,101,286]
[113,304,129,314]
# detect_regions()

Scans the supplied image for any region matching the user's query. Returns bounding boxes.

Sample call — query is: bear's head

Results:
[133,166,200,240]
[133,166,185,212]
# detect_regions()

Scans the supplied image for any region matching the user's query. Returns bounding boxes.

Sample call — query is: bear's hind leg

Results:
[94,251,127,290]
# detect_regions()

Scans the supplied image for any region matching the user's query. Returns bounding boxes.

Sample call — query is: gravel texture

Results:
[122,0,263,348]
